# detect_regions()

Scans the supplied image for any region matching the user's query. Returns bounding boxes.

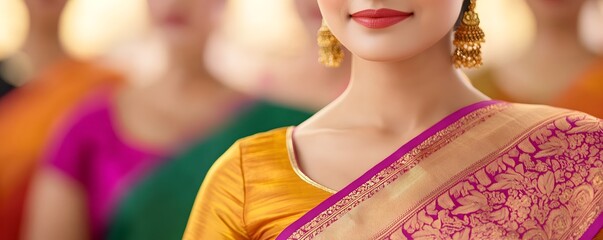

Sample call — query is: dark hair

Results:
[455,0,471,29]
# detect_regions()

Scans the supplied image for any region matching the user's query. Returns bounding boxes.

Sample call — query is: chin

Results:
[356,54,407,62]
[351,46,425,63]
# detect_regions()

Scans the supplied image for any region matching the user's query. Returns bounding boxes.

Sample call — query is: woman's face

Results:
[525,0,587,22]
[317,0,464,62]
[147,0,222,48]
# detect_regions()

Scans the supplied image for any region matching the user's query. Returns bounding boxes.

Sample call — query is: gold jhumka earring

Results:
[453,0,485,68]
[317,20,344,68]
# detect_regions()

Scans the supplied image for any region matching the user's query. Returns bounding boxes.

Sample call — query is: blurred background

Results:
[0,0,601,239]
[1,0,601,62]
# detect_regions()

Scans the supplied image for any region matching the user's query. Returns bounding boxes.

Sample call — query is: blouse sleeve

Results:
[43,93,112,184]
[183,141,249,240]
[44,109,95,184]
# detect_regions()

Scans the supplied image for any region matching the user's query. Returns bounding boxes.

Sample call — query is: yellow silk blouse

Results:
[183,128,332,240]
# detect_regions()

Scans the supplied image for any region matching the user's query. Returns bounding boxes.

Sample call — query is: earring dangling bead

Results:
[453,0,485,69]
[318,20,344,68]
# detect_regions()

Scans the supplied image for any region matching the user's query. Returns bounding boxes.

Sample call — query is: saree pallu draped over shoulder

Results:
[278,102,603,240]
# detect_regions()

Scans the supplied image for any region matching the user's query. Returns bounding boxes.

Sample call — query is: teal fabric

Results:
[107,101,312,240]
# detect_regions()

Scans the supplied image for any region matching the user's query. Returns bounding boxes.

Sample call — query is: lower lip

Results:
[352,16,411,29]
[164,16,188,27]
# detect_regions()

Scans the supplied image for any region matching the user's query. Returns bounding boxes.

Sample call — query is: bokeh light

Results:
[0,0,28,59]
[60,0,149,59]
[220,0,307,56]
[0,0,601,60]
[477,0,535,64]
[581,0,603,53]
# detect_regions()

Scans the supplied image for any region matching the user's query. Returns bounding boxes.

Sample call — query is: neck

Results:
[163,46,219,88]
[20,19,66,72]
[331,35,487,130]
[528,17,594,61]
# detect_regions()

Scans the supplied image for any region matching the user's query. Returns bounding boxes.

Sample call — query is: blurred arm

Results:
[22,105,95,240]
[23,167,89,240]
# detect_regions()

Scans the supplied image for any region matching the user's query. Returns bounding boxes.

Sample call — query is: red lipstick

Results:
[164,14,188,27]
[351,9,413,29]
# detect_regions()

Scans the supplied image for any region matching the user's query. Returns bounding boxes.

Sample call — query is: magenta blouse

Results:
[44,92,167,240]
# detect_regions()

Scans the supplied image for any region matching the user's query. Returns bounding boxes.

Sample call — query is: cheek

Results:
[316,0,349,43]
[190,3,214,29]
[415,0,463,26]
[210,0,225,17]
[410,2,462,49]
[147,0,167,22]
[399,0,462,47]
[422,3,461,35]
[296,1,323,23]
[317,0,347,21]
[191,16,212,33]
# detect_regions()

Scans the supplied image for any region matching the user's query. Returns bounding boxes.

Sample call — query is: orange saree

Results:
[471,59,603,118]
[554,60,603,118]
[0,59,122,239]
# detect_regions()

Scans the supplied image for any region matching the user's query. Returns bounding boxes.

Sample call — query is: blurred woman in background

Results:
[22,0,325,238]
[204,0,351,111]
[105,2,352,239]
[0,0,70,96]
[0,0,123,239]
[20,0,300,239]
[472,0,603,117]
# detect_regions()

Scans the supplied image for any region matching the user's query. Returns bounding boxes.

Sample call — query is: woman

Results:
[471,0,603,118]
[105,2,350,240]
[0,62,121,240]
[22,0,311,239]
[0,0,70,92]
[0,0,123,238]
[184,0,603,239]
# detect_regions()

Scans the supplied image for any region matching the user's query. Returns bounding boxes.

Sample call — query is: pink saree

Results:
[278,101,603,240]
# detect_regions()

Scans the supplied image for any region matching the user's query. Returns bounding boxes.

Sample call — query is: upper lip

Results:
[351,8,413,18]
